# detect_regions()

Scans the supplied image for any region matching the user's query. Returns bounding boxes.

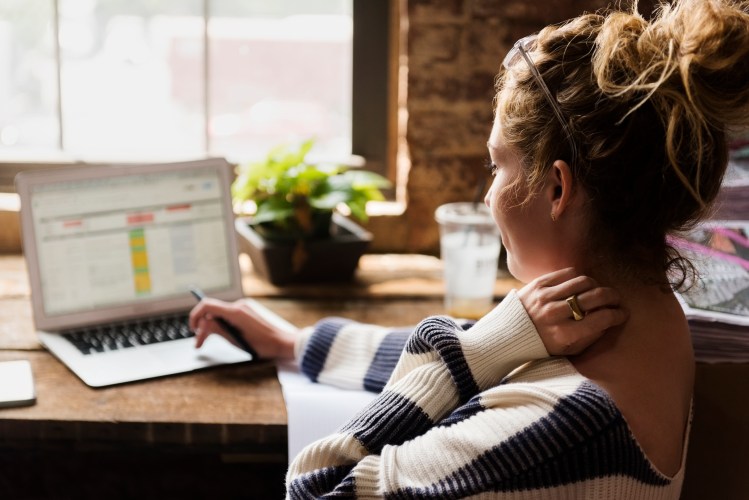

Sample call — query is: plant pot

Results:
[235,213,372,285]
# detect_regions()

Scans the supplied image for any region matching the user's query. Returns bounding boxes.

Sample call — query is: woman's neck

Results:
[568,277,692,379]
[565,272,695,478]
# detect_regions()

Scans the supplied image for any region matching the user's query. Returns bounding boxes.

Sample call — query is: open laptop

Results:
[15,159,253,387]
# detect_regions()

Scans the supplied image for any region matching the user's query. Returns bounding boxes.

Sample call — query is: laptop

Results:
[15,158,253,387]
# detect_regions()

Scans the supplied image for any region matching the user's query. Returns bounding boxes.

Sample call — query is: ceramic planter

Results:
[235,213,372,285]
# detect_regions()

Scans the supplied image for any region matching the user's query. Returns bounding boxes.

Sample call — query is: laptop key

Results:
[62,314,194,355]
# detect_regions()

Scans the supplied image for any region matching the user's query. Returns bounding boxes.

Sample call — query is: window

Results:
[0,0,394,191]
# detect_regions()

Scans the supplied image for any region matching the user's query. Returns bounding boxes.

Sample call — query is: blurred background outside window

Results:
[0,0,353,164]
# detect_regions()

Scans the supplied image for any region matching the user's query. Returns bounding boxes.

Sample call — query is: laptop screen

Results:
[28,166,234,316]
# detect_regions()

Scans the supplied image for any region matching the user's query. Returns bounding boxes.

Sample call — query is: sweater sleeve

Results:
[295,315,475,393]
[295,318,413,393]
[286,291,552,498]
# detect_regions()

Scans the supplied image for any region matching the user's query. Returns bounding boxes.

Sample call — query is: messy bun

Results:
[496,0,749,288]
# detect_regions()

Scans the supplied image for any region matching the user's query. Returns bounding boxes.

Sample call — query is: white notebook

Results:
[0,360,36,408]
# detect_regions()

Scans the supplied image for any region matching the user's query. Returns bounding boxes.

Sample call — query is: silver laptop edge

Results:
[16,159,251,387]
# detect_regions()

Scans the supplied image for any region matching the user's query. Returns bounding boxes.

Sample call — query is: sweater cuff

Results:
[294,326,315,362]
[460,290,549,389]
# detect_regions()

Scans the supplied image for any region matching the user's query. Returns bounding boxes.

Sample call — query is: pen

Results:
[189,287,258,360]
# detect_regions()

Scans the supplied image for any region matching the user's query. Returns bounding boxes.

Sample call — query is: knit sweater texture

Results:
[286,291,688,499]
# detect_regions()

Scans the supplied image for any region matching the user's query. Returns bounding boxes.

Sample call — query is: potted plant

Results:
[232,139,391,285]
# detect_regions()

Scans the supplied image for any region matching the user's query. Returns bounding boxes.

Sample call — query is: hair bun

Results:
[661,0,749,127]
[592,0,749,208]
[595,0,749,128]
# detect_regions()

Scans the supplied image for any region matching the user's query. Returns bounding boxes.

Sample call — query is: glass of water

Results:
[435,202,501,319]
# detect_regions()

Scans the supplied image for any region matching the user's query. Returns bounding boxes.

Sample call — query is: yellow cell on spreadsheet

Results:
[134,273,151,293]
[131,251,149,269]
[129,236,146,248]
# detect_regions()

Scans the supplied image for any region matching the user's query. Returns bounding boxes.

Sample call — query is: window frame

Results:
[0,0,398,194]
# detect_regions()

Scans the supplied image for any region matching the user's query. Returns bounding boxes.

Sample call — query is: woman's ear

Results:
[547,160,574,220]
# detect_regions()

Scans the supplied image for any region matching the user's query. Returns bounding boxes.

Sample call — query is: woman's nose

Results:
[484,186,492,208]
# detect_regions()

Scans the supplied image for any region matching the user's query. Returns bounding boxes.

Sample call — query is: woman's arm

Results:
[287,292,549,491]
[189,297,416,391]
[296,319,413,392]
[189,267,625,388]
[287,270,629,497]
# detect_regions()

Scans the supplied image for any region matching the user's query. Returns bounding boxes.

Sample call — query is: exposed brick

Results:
[409,24,462,66]
[407,107,492,158]
[463,70,499,102]
[408,155,487,198]
[460,18,510,75]
[488,0,610,25]
[409,69,496,105]
[406,204,441,252]
[408,0,466,23]
[471,0,505,18]
[408,66,462,102]
[405,153,491,253]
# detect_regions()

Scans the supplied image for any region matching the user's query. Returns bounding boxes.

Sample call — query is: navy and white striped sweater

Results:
[286,291,688,499]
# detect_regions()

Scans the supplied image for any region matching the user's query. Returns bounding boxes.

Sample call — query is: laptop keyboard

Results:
[62,314,194,355]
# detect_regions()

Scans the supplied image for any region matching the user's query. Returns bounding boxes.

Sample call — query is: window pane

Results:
[59,0,204,161]
[208,0,352,161]
[0,1,58,155]
[0,0,355,164]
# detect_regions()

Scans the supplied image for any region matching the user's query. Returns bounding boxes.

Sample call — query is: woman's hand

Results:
[517,268,628,356]
[188,298,299,360]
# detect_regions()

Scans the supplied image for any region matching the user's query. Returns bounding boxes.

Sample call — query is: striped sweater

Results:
[286,291,688,499]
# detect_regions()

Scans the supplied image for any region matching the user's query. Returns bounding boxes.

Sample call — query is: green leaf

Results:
[253,201,295,224]
[229,137,389,233]
[347,197,369,222]
[356,186,386,202]
[341,170,392,189]
[310,191,349,210]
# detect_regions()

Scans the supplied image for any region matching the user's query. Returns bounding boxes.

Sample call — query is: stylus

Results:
[189,287,258,360]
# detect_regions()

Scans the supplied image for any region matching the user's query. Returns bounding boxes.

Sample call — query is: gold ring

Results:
[566,295,585,321]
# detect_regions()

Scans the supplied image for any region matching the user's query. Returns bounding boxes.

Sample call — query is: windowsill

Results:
[0,153,373,194]
[0,193,408,255]
[366,200,406,217]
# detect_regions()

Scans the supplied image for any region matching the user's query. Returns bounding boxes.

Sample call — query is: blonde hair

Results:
[496,0,749,287]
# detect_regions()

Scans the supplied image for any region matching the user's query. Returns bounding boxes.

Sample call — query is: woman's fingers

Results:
[189,298,244,346]
[519,268,629,356]
[580,306,629,337]
[189,297,300,360]
[547,307,629,355]
[194,315,235,349]
[557,286,622,322]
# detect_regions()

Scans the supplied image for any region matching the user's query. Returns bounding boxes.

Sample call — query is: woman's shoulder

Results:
[466,358,679,485]
[476,356,689,482]
[485,357,613,424]
[461,357,619,430]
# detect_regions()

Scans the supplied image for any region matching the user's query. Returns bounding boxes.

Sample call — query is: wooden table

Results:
[2,253,747,499]
[0,253,519,497]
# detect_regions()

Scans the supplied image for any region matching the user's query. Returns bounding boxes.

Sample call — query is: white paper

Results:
[276,360,377,463]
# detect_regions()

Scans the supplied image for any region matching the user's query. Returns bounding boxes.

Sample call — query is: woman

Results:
[190,0,749,497]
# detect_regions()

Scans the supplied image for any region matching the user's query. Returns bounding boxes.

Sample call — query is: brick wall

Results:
[397,0,654,253]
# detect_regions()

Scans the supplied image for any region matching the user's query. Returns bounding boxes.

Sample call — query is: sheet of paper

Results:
[276,361,377,463]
